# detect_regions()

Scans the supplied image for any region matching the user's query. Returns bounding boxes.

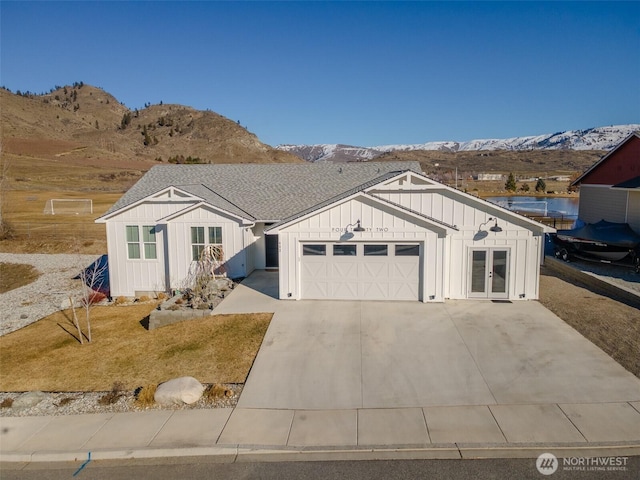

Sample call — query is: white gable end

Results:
[366,171,439,191]
[151,186,201,201]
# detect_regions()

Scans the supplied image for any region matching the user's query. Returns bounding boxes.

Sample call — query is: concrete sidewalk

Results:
[2,402,640,463]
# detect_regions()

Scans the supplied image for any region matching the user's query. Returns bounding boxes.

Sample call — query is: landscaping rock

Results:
[154,376,204,405]
[212,278,233,291]
[12,391,47,409]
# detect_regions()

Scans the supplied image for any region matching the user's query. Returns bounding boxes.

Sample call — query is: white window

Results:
[126,226,140,259]
[126,225,157,260]
[191,227,205,261]
[209,226,222,246]
[191,226,223,261]
[142,226,157,259]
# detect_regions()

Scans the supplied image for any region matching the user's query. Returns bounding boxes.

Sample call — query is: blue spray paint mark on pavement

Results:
[72,451,91,477]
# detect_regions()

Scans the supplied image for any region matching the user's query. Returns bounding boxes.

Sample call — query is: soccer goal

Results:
[43,199,93,215]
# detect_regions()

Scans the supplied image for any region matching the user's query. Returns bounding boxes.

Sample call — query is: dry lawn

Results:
[0,262,40,293]
[0,305,272,391]
[539,267,640,378]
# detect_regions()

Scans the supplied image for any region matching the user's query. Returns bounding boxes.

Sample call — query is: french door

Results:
[468,248,509,299]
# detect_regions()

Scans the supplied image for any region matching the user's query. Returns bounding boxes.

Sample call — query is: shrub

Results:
[139,295,151,303]
[134,384,157,407]
[85,291,107,306]
[98,381,125,405]
[204,384,232,401]
[57,397,75,407]
[114,296,128,305]
[156,292,167,300]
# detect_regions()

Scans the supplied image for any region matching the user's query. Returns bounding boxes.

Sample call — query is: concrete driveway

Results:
[216,272,640,410]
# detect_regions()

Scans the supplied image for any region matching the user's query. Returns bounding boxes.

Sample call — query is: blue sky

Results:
[1,1,638,146]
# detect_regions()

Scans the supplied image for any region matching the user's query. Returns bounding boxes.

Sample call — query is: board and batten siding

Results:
[372,188,543,299]
[578,185,629,224]
[276,196,447,301]
[105,201,194,297]
[165,205,248,290]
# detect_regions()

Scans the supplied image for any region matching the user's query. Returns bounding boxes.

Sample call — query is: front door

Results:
[265,233,279,269]
[468,248,509,299]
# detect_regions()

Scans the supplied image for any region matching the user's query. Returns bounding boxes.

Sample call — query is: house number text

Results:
[331,227,389,232]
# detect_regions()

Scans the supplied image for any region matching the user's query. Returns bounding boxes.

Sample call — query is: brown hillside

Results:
[1,85,300,166]
[0,83,300,253]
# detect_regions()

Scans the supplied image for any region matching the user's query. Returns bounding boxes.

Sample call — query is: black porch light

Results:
[489,219,503,233]
[353,219,365,232]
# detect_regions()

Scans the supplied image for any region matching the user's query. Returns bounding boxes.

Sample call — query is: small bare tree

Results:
[70,256,109,344]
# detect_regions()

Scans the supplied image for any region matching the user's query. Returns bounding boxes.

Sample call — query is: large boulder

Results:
[13,391,47,409]
[154,376,204,406]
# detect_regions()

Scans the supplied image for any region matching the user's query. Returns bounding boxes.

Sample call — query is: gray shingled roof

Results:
[102,162,422,222]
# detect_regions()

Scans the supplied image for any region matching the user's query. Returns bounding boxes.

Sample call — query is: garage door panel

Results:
[360,262,388,279]
[331,281,359,299]
[302,279,329,298]
[391,262,419,280]
[332,262,358,278]
[302,243,420,301]
[303,261,326,277]
[390,282,419,301]
[360,281,389,300]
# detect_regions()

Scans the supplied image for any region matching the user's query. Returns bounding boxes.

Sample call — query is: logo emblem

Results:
[536,453,558,475]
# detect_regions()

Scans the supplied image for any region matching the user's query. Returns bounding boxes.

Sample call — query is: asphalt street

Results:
[3,457,639,480]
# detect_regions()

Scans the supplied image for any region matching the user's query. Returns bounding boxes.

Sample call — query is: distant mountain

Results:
[277,124,640,163]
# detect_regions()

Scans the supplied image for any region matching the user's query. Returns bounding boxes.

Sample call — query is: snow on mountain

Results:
[276,143,381,163]
[277,124,639,163]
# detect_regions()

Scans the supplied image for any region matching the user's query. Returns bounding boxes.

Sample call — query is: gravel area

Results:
[0,253,244,417]
[0,384,241,417]
[0,252,99,336]
[566,257,640,295]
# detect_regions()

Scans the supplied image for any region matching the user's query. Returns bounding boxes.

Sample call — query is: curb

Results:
[3,443,639,464]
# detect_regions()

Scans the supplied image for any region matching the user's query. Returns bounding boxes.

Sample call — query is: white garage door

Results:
[301,243,420,301]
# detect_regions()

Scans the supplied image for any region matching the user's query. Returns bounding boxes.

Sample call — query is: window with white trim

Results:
[142,226,157,259]
[126,225,157,259]
[208,226,223,260]
[191,226,205,261]
[191,226,223,261]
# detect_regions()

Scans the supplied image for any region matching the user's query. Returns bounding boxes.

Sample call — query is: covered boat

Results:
[553,220,640,262]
